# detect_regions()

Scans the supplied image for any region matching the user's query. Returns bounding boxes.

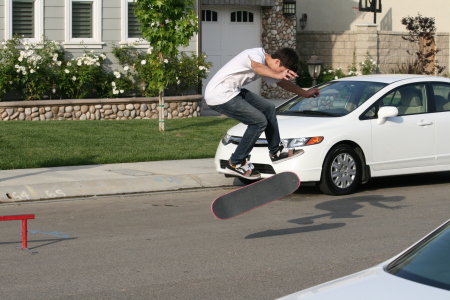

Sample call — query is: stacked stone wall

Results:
[261,0,297,99]
[0,96,202,121]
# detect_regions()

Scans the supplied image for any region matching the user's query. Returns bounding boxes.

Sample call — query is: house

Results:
[1,0,449,99]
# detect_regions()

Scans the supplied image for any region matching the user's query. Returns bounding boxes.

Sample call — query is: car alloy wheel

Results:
[319,145,362,195]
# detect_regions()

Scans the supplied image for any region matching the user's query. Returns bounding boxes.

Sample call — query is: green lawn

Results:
[0,117,239,170]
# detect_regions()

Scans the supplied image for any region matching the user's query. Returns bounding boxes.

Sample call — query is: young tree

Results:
[401,14,445,75]
[133,0,199,131]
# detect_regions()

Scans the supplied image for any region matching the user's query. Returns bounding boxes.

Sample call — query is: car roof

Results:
[334,74,445,84]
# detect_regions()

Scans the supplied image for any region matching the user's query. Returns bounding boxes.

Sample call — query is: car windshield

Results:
[277,81,387,117]
[387,220,450,291]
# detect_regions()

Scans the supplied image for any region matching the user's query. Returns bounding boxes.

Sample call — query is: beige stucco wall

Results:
[296,0,450,73]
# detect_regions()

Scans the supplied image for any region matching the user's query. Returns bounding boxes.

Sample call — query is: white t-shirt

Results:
[204,48,280,106]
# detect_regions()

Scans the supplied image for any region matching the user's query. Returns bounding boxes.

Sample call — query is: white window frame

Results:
[4,0,44,43]
[64,0,104,49]
[120,0,148,47]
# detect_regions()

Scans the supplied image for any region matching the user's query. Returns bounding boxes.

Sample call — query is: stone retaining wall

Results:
[0,95,203,121]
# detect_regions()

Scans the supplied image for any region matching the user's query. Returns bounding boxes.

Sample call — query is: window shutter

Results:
[128,2,142,38]
[72,2,92,38]
[12,1,34,38]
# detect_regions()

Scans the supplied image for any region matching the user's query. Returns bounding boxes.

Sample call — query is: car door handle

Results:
[418,120,433,126]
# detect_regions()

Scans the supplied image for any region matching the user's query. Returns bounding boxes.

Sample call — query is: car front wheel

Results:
[319,145,362,195]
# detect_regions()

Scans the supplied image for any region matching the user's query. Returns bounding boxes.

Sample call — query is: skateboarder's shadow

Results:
[245,195,405,239]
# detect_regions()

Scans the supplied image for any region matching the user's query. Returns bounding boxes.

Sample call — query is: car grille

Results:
[219,160,276,174]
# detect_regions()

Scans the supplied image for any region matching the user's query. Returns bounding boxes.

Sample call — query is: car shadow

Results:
[245,194,405,239]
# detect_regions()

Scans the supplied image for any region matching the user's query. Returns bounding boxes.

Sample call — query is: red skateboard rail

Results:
[0,214,35,250]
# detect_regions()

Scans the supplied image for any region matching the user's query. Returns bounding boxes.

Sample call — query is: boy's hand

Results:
[305,88,320,98]
[278,69,298,80]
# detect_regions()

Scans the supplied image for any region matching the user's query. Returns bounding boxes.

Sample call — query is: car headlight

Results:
[221,133,232,145]
[282,136,324,148]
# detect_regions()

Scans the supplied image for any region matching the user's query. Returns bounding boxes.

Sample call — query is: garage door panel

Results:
[202,5,261,95]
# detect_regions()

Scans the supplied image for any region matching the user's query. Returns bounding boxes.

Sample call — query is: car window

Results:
[277,81,386,117]
[387,221,450,292]
[432,83,450,112]
[362,84,428,119]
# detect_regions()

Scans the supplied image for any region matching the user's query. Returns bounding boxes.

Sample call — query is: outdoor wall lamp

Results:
[283,0,296,16]
[306,55,323,86]
[299,13,307,29]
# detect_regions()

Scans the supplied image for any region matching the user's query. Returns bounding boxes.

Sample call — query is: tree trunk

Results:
[159,91,164,132]
[419,34,436,75]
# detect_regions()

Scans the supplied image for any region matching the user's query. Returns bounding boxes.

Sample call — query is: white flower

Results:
[199,66,207,71]
[72,76,77,81]
[65,69,70,73]
[141,60,146,65]
[334,76,338,80]
[147,46,153,54]
[18,56,23,62]
[22,71,27,75]
[57,61,62,66]
[120,90,124,93]
[30,69,35,73]
[124,65,129,71]
[114,71,121,78]
[112,82,116,87]
[77,61,82,66]
[67,62,72,66]
[164,59,168,63]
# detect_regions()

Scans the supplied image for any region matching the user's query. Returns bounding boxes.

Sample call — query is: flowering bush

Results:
[57,51,108,99]
[0,36,64,100]
[0,36,210,101]
[111,43,211,96]
[360,52,377,75]
[171,52,212,95]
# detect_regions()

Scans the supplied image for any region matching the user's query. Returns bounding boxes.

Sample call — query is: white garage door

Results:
[202,6,262,95]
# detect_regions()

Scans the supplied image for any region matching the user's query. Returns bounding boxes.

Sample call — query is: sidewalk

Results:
[0,159,241,203]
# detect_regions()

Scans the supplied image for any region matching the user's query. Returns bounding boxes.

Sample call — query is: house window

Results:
[202,10,218,22]
[120,0,146,46]
[72,2,92,38]
[64,0,103,48]
[127,2,142,38]
[12,1,34,38]
[231,11,254,23]
[5,0,43,42]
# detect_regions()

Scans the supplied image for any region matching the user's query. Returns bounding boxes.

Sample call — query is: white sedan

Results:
[214,74,450,195]
[276,218,450,299]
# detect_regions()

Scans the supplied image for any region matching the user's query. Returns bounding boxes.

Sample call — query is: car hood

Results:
[277,265,450,300]
[226,115,340,138]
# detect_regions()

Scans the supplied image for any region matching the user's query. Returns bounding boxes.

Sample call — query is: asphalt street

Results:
[1,172,450,299]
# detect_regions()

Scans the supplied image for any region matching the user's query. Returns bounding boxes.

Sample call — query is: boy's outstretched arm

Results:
[277,80,320,98]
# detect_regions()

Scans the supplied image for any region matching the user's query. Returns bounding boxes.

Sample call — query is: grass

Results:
[0,117,239,170]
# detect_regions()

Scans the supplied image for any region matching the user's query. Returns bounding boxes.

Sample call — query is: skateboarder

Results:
[205,47,320,181]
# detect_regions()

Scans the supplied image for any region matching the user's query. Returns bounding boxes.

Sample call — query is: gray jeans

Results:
[209,89,281,164]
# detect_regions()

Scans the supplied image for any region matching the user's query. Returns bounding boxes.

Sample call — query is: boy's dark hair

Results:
[271,48,299,71]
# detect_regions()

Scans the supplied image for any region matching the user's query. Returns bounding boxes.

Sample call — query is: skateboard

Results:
[211,172,300,219]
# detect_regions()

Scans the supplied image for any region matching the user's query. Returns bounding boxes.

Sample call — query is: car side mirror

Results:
[377,106,398,125]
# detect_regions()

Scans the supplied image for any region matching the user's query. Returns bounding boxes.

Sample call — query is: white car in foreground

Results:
[276,218,450,300]
[215,74,450,195]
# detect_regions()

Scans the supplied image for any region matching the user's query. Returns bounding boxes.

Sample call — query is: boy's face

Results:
[269,58,289,72]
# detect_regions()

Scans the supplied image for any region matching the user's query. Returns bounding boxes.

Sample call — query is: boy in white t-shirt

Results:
[205,48,320,180]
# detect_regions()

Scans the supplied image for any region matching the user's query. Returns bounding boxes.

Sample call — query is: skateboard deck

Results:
[211,172,300,219]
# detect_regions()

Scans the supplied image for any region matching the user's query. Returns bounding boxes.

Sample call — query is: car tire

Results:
[319,145,362,195]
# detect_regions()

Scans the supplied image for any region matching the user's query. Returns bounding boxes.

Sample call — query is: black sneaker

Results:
[270,146,304,164]
[225,159,261,180]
